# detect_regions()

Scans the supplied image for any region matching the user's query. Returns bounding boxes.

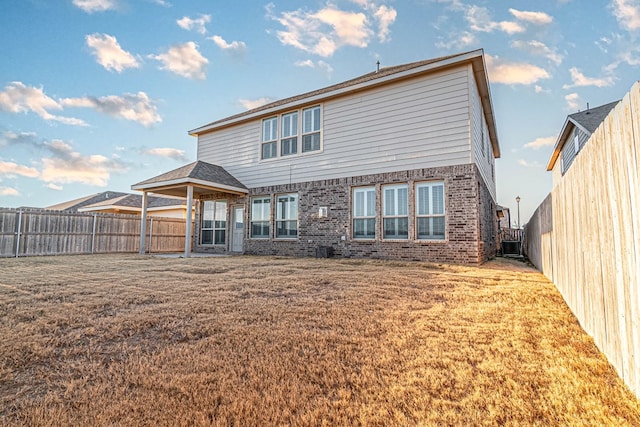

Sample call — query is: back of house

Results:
[135,49,501,263]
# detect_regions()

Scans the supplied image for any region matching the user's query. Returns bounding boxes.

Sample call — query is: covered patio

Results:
[131,161,248,257]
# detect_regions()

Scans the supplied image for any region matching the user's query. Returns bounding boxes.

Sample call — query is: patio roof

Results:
[131,160,248,197]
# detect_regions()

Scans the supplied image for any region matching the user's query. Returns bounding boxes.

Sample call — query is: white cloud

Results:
[485,55,550,85]
[294,59,333,74]
[0,82,87,126]
[524,136,556,149]
[0,186,19,196]
[512,40,563,65]
[374,5,397,42]
[86,33,141,73]
[565,93,581,110]
[610,0,640,31]
[151,42,208,80]
[209,35,247,53]
[73,0,117,13]
[267,2,395,57]
[518,159,543,168]
[177,14,211,35]
[46,183,63,191]
[435,31,477,50]
[239,97,273,110]
[465,5,524,34]
[142,147,188,161]
[509,9,553,25]
[61,92,161,127]
[562,67,615,89]
[39,140,128,187]
[0,160,40,178]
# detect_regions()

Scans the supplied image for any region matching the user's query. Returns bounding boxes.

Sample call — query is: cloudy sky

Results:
[1,0,639,223]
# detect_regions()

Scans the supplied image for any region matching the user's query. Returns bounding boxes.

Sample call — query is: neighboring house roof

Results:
[189,49,500,158]
[47,191,187,213]
[131,160,248,197]
[547,100,620,170]
[47,191,130,211]
[77,194,186,213]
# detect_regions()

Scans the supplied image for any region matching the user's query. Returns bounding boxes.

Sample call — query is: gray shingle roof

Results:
[47,191,129,211]
[569,100,620,134]
[547,100,621,170]
[132,160,247,190]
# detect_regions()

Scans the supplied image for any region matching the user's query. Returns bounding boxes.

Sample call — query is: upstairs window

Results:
[353,187,375,239]
[416,182,445,240]
[262,117,277,159]
[383,184,408,239]
[250,197,271,238]
[281,112,298,156]
[302,106,321,152]
[276,194,298,238]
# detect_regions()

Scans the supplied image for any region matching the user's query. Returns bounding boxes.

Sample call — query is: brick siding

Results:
[193,164,497,264]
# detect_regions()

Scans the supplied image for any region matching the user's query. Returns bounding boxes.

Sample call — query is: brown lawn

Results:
[0,254,638,426]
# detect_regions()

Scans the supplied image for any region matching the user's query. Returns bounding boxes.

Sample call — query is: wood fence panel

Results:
[524,81,640,398]
[0,209,186,258]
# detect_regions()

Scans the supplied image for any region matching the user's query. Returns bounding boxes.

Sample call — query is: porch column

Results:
[139,191,148,255]
[184,185,193,258]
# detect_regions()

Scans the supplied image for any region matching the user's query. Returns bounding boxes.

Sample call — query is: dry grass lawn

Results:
[0,254,638,426]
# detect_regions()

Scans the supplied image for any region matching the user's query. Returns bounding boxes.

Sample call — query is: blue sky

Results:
[1,0,639,224]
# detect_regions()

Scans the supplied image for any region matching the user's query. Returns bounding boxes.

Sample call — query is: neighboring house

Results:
[47,191,190,218]
[496,205,511,231]
[547,100,619,185]
[133,49,501,263]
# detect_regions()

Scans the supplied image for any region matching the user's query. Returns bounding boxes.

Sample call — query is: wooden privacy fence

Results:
[524,81,640,399]
[0,208,188,257]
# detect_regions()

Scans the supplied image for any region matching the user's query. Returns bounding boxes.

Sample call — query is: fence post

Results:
[91,213,97,254]
[14,208,22,258]
[148,217,153,254]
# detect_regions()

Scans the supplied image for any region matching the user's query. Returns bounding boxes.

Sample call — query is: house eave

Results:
[131,177,249,196]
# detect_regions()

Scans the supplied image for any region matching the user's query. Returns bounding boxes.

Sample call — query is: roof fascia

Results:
[131,177,248,195]
[546,117,592,170]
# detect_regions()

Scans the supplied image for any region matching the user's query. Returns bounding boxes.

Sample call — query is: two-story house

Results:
[132,49,501,264]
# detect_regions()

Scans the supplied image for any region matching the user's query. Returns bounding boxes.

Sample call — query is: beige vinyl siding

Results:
[197,65,474,188]
[469,65,497,201]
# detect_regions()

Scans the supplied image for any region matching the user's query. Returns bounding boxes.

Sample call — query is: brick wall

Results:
[191,163,496,264]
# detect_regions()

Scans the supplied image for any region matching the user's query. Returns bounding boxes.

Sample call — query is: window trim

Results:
[259,105,322,161]
[275,193,299,240]
[280,111,298,156]
[382,184,409,240]
[415,181,446,241]
[200,199,227,246]
[250,196,271,239]
[352,186,376,240]
[261,116,278,160]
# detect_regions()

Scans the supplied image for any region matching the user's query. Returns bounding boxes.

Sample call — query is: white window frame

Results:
[275,193,298,239]
[280,111,298,156]
[382,184,408,240]
[201,200,227,245]
[302,105,321,153]
[261,117,278,159]
[416,181,446,241]
[250,196,271,239]
[352,187,376,240]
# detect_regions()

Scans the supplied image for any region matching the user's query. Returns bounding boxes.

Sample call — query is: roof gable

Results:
[547,100,620,170]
